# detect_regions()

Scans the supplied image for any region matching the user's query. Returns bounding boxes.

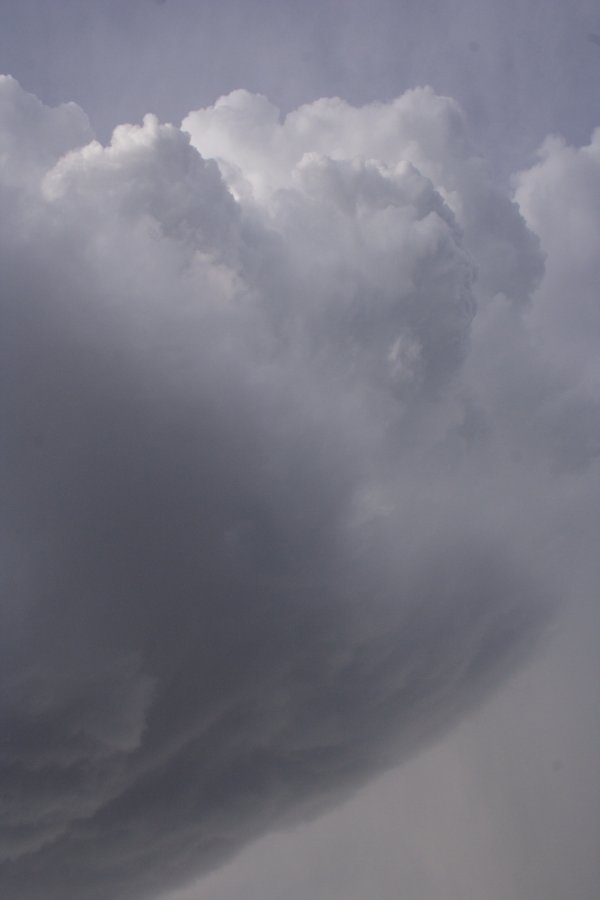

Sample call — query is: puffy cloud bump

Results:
[1,75,597,899]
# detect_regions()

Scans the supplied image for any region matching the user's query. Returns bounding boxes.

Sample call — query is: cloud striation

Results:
[1,75,598,899]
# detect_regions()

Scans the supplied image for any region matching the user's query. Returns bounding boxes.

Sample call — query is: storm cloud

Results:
[1,75,598,899]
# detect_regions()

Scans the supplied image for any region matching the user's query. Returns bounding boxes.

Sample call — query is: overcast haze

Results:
[1,2,599,899]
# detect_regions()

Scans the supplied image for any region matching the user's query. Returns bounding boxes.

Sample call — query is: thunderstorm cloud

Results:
[2,75,599,899]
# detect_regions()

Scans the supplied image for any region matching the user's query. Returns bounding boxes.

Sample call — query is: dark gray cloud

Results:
[1,75,598,900]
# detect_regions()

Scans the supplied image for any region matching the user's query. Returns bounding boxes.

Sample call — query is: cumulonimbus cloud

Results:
[1,75,598,899]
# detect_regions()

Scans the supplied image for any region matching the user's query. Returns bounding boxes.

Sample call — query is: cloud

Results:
[514,129,600,387]
[1,75,596,900]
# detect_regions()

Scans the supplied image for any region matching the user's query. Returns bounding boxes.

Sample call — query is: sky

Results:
[1,2,599,899]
